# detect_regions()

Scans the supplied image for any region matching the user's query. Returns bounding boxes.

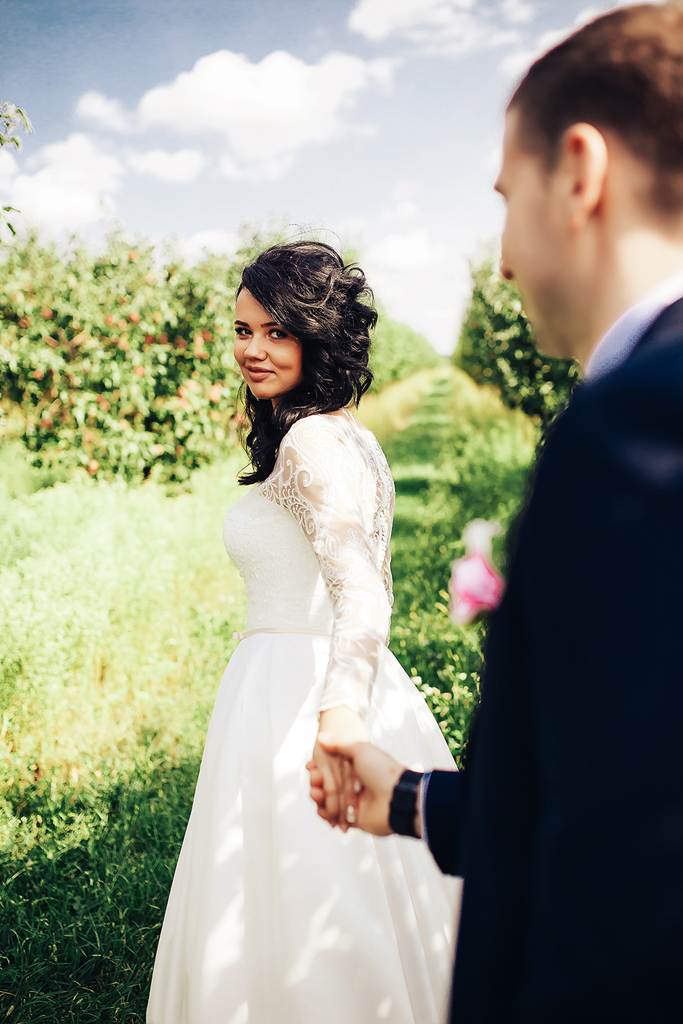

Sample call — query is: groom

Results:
[310,4,683,1021]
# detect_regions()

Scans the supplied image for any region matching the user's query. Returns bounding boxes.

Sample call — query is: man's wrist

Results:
[389,769,424,838]
[414,777,424,838]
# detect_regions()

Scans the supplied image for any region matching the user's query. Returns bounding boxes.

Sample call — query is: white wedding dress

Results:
[147,408,461,1024]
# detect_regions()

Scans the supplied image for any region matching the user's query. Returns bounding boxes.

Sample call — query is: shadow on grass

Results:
[0,752,201,1023]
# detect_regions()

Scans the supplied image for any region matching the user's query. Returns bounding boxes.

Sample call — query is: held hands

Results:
[310,706,369,831]
[308,723,418,837]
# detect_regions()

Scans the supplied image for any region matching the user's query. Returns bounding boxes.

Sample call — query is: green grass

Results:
[0,369,535,1021]
[383,367,535,754]
[1,457,248,1022]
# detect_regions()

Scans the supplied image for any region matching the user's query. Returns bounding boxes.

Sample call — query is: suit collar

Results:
[631,294,683,358]
[585,268,683,382]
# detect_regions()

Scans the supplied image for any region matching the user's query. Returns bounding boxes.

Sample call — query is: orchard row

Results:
[0,232,439,482]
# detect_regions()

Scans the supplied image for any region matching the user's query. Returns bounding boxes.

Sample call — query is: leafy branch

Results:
[0,101,32,240]
[0,101,33,149]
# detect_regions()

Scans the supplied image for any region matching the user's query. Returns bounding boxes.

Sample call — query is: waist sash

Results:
[232,625,333,640]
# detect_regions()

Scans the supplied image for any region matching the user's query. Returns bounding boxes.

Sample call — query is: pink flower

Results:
[449,519,505,625]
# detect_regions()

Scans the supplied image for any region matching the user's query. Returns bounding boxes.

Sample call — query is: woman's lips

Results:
[245,367,273,381]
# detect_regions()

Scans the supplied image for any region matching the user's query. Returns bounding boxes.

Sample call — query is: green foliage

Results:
[0,455,248,1020]
[456,256,579,423]
[0,233,249,483]
[370,312,441,392]
[0,101,32,239]
[385,367,535,757]
[0,102,32,150]
[1,233,440,484]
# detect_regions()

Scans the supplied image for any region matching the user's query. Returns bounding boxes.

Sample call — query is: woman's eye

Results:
[235,327,250,337]
[270,329,287,339]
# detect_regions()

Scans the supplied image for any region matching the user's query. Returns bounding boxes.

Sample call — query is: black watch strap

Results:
[389,769,423,838]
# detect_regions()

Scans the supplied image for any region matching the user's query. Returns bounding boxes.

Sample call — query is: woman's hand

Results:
[310,706,368,831]
[310,738,411,836]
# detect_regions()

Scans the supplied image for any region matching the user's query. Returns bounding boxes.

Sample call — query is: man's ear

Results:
[557,122,609,230]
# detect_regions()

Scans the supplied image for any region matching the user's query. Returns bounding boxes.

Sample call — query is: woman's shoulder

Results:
[281,409,356,445]
[280,410,383,467]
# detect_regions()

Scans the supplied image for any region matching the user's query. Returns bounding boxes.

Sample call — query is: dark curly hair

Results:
[236,241,377,485]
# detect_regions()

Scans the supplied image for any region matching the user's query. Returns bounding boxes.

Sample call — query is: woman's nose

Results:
[244,332,266,358]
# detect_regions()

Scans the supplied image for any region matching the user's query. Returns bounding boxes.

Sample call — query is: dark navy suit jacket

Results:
[425,299,683,1023]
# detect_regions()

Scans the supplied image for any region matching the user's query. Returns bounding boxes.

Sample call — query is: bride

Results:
[147,241,460,1024]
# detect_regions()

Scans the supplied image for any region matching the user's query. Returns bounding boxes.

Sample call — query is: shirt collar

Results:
[584,267,683,382]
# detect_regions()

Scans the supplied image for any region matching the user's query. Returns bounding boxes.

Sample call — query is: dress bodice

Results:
[223,409,395,715]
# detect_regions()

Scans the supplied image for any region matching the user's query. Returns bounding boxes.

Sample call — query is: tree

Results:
[455,256,579,425]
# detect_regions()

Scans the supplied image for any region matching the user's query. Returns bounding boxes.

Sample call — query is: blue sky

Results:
[2,0,637,352]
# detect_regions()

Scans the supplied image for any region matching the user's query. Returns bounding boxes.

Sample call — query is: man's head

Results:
[496,2,683,367]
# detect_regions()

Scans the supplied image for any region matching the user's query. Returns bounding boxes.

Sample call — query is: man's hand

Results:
[308,737,421,837]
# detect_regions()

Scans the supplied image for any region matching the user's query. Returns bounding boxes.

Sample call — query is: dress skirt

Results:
[147,633,461,1024]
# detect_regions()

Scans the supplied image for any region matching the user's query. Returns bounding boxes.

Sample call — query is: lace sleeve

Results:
[262,416,391,718]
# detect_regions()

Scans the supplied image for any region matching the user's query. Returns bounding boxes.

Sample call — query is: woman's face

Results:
[234,288,304,407]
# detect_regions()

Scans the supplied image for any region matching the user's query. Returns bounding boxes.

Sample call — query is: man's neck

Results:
[578,231,683,371]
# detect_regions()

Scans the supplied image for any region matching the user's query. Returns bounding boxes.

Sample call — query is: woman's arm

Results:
[264,416,391,823]
[264,416,392,716]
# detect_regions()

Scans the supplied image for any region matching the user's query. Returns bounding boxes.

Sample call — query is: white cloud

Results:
[501,0,535,24]
[388,200,419,221]
[392,178,421,202]
[127,147,207,183]
[0,148,19,190]
[3,134,123,232]
[380,182,421,223]
[135,49,394,180]
[76,90,131,133]
[365,228,446,270]
[348,0,521,56]
[176,228,240,264]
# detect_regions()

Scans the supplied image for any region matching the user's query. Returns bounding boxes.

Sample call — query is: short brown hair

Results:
[511,2,683,210]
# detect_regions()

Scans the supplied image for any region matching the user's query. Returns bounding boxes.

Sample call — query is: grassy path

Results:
[0,368,534,1022]
[382,367,535,755]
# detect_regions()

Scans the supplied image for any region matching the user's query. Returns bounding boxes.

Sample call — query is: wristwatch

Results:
[389,769,423,838]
